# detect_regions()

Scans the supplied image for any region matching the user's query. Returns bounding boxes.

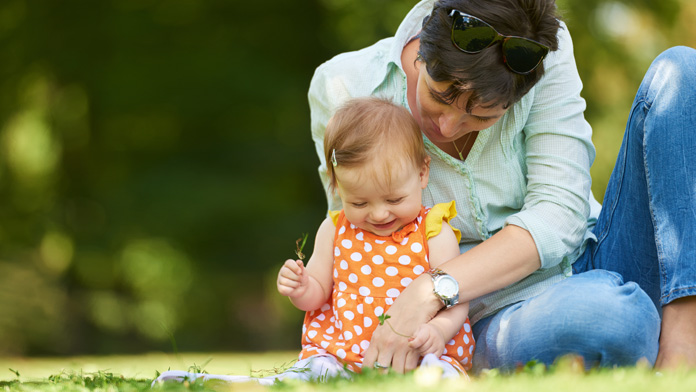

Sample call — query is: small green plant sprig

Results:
[295,233,308,260]
[377,314,412,339]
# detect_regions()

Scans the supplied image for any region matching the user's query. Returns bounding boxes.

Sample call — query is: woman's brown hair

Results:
[419,0,561,110]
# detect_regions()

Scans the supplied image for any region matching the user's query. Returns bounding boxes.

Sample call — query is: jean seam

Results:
[639,95,671,306]
[591,99,645,262]
[661,285,696,304]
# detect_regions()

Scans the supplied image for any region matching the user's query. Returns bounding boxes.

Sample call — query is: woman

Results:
[308,0,696,372]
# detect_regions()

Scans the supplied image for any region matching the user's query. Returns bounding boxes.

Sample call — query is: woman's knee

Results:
[654,46,696,68]
[642,46,696,100]
[556,272,660,365]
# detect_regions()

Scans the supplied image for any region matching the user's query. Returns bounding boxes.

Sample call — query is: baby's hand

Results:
[408,323,445,357]
[277,259,308,298]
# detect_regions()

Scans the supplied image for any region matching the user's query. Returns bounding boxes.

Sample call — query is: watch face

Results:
[437,276,458,298]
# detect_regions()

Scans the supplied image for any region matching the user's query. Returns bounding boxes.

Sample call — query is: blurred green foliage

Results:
[0,0,693,356]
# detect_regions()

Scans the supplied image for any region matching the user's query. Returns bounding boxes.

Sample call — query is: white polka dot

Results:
[361,265,372,275]
[336,349,346,359]
[321,303,331,312]
[364,296,373,304]
[351,344,360,354]
[385,298,394,306]
[458,346,464,357]
[411,242,423,253]
[413,265,425,275]
[357,304,363,314]
[463,334,469,344]
[463,357,469,364]
[317,313,326,321]
[400,237,409,246]
[338,226,346,235]
[311,321,321,328]
[326,326,335,334]
[417,216,422,224]
[302,325,307,334]
[372,277,385,287]
[360,340,370,350]
[447,339,455,345]
[469,345,474,354]
[341,239,353,249]
[364,242,372,252]
[374,307,384,317]
[338,282,348,291]
[464,323,471,333]
[398,255,411,265]
[386,288,401,297]
[308,330,317,338]
[354,325,363,335]
[350,294,357,300]
[351,252,362,261]
[364,317,373,327]
[344,331,353,340]
[372,255,384,264]
[340,260,348,270]
[321,341,329,348]
[359,286,371,296]
[337,298,347,308]
[400,277,413,287]
[385,266,398,276]
[344,310,355,320]
[334,247,341,257]
[385,245,397,255]
[375,240,386,244]
[349,273,358,283]
[323,334,333,340]
[350,224,356,229]
[356,232,364,240]
[334,269,338,278]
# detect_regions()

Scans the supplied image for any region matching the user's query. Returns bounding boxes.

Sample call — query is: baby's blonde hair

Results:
[324,97,428,192]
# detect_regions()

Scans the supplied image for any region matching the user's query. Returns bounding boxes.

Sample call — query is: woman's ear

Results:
[419,156,431,189]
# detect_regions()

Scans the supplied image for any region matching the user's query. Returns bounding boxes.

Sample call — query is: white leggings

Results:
[151,353,462,386]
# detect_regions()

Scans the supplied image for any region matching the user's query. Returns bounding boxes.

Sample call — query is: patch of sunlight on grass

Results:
[0,351,298,382]
[1,353,696,392]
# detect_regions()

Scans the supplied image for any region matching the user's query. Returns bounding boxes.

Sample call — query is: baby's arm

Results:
[277,217,336,311]
[409,222,470,356]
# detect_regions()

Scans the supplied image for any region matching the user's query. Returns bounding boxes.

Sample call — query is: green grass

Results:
[1,352,695,391]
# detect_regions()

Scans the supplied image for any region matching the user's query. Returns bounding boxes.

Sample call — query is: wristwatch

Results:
[426,268,460,309]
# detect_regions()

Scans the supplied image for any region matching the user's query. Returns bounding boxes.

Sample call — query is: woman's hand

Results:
[362,274,442,373]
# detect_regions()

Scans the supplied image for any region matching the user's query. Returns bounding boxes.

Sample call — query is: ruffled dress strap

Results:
[328,210,341,226]
[425,201,462,242]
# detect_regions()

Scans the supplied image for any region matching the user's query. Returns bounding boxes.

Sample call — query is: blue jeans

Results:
[472,46,696,372]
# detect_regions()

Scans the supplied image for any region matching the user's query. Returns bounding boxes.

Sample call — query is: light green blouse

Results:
[308,0,601,323]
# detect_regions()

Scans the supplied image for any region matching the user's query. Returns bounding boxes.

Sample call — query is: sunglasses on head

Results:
[448,9,549,75]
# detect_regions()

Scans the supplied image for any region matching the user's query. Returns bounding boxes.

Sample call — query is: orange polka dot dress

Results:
[298,202,475,373]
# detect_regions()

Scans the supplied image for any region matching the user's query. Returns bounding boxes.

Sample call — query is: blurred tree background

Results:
[0,0,693,357]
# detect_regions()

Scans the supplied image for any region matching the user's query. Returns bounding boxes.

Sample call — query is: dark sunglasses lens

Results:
[452,15,498,53]
[503,38,549,73]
